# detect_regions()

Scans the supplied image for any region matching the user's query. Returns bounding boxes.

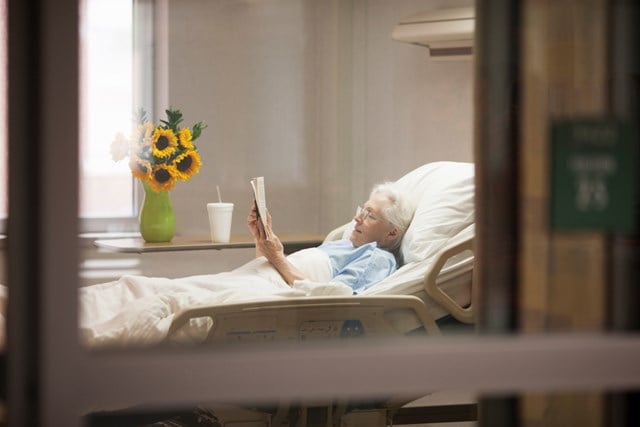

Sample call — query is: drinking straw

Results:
[216,185,222,203]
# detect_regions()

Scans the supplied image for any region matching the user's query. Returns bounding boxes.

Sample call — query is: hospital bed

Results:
[140,162,477,427]
[166,161,476,344]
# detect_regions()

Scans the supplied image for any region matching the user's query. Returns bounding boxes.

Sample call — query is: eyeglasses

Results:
[356,206,380,222]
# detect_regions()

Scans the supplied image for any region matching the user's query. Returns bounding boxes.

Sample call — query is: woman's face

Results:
[349,193,398,248]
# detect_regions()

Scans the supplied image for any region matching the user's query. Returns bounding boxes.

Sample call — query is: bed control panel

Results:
[210,303,398,344]
[299,319,365,340]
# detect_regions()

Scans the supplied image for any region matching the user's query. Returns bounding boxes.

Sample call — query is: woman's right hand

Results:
[246,203,261,240]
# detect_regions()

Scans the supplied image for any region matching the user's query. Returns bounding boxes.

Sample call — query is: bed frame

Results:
[156,232,475,427]
[166,231,474,345]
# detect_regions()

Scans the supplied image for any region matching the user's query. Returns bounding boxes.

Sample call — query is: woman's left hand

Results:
[255,211,284,260]
[253,209,307,285]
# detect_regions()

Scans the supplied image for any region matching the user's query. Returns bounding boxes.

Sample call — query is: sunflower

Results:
[151,128,178,158]
[178,128,195,150]
[129,155,152,182]
[148,164,177,192]
[173,150,202,181]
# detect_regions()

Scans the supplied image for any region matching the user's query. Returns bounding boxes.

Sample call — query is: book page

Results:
[250,176,271,240]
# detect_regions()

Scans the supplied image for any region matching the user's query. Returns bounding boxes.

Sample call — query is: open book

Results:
[250,176,271,240]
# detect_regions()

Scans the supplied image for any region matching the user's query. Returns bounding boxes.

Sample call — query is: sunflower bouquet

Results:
[111,108,206,192]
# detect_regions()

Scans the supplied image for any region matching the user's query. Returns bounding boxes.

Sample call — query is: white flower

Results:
[110,132,130,161]
[141,121,155,146]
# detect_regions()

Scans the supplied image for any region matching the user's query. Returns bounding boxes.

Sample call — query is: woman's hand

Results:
[247,204,276,240]
[246,203,306,286]
[254,210,284,258]
[247,203,283,258]
[246,203,262,240]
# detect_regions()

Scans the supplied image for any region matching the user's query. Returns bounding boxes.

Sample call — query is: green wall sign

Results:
[550,118,638,232]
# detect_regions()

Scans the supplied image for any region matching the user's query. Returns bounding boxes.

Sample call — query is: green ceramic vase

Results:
[139,182,176,243]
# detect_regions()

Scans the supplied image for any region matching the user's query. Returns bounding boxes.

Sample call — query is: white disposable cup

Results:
[207,202,234,243]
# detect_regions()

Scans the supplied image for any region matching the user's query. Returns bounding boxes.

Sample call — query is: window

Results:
[0,1,153,229]
[78,0,156,232]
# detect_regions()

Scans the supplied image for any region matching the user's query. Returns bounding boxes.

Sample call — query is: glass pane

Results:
[69,2,640,427]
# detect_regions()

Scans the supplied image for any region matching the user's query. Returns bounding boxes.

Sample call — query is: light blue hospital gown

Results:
[317,239,397,294]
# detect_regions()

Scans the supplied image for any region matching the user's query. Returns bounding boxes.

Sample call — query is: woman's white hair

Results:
[369,182,415,252]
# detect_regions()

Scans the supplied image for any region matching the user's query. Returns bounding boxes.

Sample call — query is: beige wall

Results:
[168,0,474,237]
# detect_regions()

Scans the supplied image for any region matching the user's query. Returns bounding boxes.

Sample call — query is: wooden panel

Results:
[519,0,610,426]
[520,0,609,329]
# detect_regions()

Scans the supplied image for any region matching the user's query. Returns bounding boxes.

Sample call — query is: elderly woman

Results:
[249,182,413,294]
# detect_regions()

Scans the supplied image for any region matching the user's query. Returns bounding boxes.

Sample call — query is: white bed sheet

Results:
[79,247,353,348]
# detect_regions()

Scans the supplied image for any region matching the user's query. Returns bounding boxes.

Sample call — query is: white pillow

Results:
[325,162,475,265]
[397,162,475,263]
